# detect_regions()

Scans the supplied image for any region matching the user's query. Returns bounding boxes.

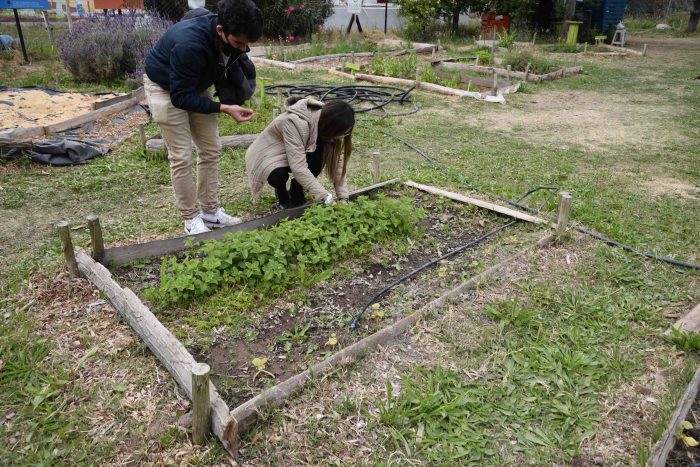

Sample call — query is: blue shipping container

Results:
[591,0,626,32]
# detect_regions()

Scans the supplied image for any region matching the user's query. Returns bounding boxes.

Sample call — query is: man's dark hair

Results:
[217,0,263,41]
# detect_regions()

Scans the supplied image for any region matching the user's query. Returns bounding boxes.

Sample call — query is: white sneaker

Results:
[201,207,242,228]
[184,215,210,236]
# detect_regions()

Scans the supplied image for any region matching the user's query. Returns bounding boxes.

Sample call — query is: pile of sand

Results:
[0,88,126,130]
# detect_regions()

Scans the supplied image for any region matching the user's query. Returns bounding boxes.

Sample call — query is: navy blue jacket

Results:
[145,13,256,114]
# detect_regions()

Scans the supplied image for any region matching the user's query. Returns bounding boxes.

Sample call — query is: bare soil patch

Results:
[0,88,127,130]
[642,176,700,200]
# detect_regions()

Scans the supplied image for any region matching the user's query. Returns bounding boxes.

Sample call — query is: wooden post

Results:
[524,62,531,81]
[437,38,441,51]
[583,42,588,53]
[41,11,54,48]
[57,221,80,277]
[65,0,73,30]
[138,124,146,149]
[86,215,105,261]
[490,26,496,64]
[276,89,283,108]
[372,152,381,184]
[506,65,511,81]
[642,43,648,56]
[492,72,498,95]
[466,80,472,93]
[532,31,537,45]
[475,55,479,66]
[556,191,573,235]
[192,362,211,445]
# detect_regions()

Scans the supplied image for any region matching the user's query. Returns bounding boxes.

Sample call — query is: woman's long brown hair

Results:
[316,100,355,184]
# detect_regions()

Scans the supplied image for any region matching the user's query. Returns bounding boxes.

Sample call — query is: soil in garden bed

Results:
[667,388,700,466]
[112,188,530,407]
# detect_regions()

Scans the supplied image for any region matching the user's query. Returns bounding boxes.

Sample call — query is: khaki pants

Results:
[144,75,221,220]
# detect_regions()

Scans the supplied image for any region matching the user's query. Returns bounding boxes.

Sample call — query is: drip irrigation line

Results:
[349,220,517,330]
[264,84,419,118]
[574,226,700,270]
[376,130,700,271]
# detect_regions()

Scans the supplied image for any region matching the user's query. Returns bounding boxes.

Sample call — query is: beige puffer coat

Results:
[245,98,350,203]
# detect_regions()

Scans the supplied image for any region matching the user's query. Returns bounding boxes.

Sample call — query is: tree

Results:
[437,0,487,34]
[689,0,700,33]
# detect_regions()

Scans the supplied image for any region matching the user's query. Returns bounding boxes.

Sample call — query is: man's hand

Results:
[220,104,254,123]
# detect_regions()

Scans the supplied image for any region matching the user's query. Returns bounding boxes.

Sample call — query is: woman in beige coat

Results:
[246,97,354,208]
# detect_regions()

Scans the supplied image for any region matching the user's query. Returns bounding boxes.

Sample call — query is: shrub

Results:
[370,53,418,79]
[58,15,171,83]
[396,0,441,40]
[254,0,333,41]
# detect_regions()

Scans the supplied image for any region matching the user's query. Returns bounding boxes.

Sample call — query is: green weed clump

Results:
[157,196,424,303]
[370,53,418,80]
[501,48,560,75]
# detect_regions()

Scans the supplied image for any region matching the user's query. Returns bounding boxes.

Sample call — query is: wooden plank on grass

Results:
[74,249,238,454]
[102,179,401,266]
[668,302,700,334]
[648,365,700,466]
[146,133,259,153]
[405,181,546,224]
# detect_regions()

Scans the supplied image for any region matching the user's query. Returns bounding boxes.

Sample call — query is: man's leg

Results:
[144,76,198,220]
[189,100,221,216]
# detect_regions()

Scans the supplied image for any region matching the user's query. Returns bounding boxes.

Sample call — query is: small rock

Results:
[656,23,672,30]
[176,411,193,428]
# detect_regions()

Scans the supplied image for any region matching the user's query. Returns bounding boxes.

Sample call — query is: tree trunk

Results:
[452,8,460,34]
[688,0,700,33]
[559,0,577,39]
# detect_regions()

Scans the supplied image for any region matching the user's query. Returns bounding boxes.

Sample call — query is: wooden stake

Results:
[437,38,441,51]
[490,26,496,64]
[372,152,381,184]
[192,362,211,445]
[41,11,54,48]
[276,89,283,109]
[475,55,479,66]
[532,31,537,45]
[57,221,80,277]
[583,42,588,53]
[138,124,146,149]
[556,191,573,235]
[506,65,511,81]
[525,62,531,81]
[643,43,648,56]
[466,80,472,93]
[492,72,498,95]
[86,214,105,261]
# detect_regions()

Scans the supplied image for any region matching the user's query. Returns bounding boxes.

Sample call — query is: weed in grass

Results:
[664,328,700,352]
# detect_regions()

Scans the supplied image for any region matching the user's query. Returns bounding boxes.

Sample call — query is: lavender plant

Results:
[58,14,171,83]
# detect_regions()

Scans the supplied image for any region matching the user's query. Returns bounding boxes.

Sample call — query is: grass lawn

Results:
[1,24,699,464]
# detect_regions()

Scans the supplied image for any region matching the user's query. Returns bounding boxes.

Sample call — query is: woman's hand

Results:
[220,104,254,123]
[324,193,336,205]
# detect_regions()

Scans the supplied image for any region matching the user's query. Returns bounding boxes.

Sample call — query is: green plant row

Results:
[157,196,424,303]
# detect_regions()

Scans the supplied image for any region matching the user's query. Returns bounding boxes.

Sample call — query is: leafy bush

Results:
[157,196,424,303]
[58,15,170,83]
[254,0,333,41]
[396,0,440,40]
[501,48,559,75]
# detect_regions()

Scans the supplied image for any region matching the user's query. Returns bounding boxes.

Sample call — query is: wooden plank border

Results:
[648,365,700,466]
[75,249,239,455]
[102,179,401,266]
[405,181,547,224]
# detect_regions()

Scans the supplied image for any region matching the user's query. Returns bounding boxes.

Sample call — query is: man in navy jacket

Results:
[144,0,263,235]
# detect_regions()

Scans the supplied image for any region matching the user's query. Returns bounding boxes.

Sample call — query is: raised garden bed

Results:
[66,179,553,453]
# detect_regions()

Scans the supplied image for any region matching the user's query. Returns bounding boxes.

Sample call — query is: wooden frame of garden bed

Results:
[251,40,438,71]
[431,60,583,83]
[0,87,145,147]
[327,69,516,104]
[67,179,561,456]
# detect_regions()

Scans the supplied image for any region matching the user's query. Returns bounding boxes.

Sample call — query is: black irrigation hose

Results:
[264,84,419,118]
[349,221,517,330]
[376,131,700,271]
